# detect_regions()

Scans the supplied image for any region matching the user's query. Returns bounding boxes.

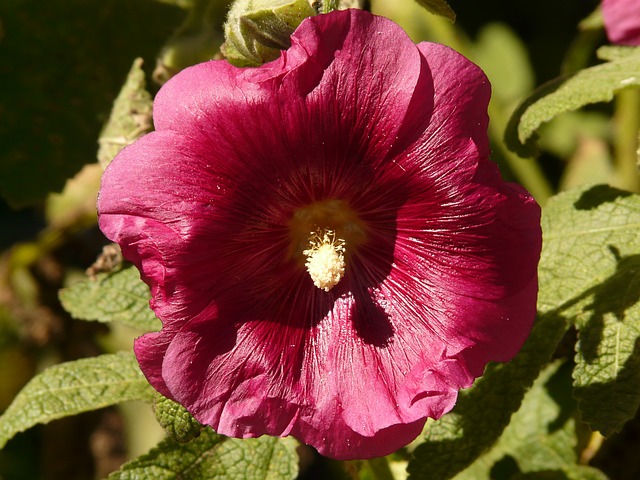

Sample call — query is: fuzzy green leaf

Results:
[454,362,580,479]
[538,185,640,436]
[537,185,640,317]
[534,184,640,436]
[109,430,299,480]
[98,58,153,170]
[154,394,204,444]
[413,0,456,22]
[407,312,572,480]
[59,265,160,332]
[0,352,154,449]
[505,46,640,158]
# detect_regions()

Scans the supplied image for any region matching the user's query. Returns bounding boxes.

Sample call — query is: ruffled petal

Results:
[602,0,640,45]
[98,8,542,461]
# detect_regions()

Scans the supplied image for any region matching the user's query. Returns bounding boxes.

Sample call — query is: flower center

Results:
[303,230,346,291]
[288,199,367,291]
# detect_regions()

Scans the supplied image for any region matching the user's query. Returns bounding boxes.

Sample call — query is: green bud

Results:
[154,393,204,443]
[222,0,317,67]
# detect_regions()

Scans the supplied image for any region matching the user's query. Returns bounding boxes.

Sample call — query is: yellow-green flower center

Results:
[289,199,366,291]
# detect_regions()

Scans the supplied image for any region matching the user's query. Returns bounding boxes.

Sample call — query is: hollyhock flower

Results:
[602,0,640,45]
[98,9,541,459]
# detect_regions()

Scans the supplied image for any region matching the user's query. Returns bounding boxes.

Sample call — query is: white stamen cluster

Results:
[303,230,346,292]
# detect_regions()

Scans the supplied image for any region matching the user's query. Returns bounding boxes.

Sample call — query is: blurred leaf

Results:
[505,45,640,158]
[0,352,154,449]
[472,23,533,106]
[537,111,610,160]
[454,362,580,479]
[109,430,299,480]
[413,0,455,22]
[45,163,102,230]
[59,265,160,332]
[98,58,153,170]
[154,394,203,444]
[597,45,638,62]
[154,0,226,84]
[0,0,182,207]
[0,344,35,412]
[537,184,640,436]
[559,137,616,191]
[222,0,316,67]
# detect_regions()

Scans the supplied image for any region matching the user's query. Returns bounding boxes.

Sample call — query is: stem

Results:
[366,457,396,480]
[579,431,605,464]
[487,101,553,205]
[613,87,640,192]
[321,0,339,13]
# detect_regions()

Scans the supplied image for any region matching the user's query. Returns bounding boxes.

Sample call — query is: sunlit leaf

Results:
[538,185,640,436]
[472,22,533,105]
[407,313,572,480]
[59,265,160,332]
[109,431,299,480]
[510,465,609,480]
[412,0,455,22]
[0,352,154,449]
[532,184,640,437]
[154,394,203,444]
[98,58,153,170]
[505,46,640,158]
[454,362,580,479]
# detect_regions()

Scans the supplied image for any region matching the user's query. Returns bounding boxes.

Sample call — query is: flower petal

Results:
[602,0,640,45]
[98,8,542,461]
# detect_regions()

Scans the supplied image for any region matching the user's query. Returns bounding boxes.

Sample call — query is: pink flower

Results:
[98,9,541,459]
[602,0,640,45]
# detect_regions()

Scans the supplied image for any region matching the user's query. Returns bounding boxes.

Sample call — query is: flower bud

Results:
[222,0,317,67]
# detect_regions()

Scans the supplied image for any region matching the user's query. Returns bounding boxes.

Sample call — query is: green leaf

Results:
[109,430,299,480]
[407,313,572,480]
[412,0,456,22]
[0,352,154,449]
[59,265,161,332]
[454,362,580,479]
[98,58,153,170]
[510,465,609,480]
[154,394,204,444]
[0,0,181,207]
[505,46,640,158]
[537,185,640,316]
[537,184,640,436]
[472,23,533,105]
[154,0,227,84]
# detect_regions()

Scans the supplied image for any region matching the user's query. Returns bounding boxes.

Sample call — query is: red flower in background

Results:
[602,0,640,45]
[98,9,541,459]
